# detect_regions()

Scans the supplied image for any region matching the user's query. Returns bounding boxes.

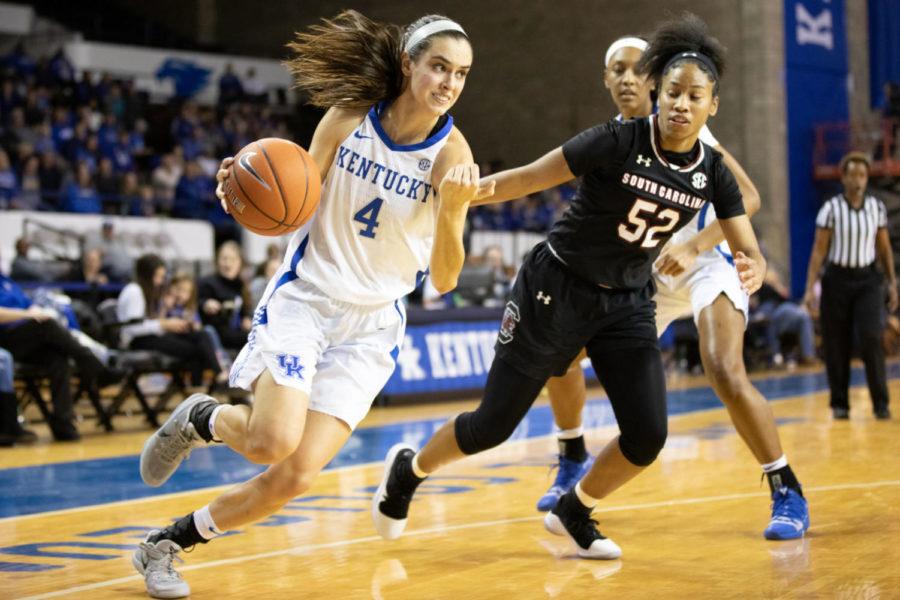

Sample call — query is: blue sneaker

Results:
[536,455,593,512]
[764,487,810,540]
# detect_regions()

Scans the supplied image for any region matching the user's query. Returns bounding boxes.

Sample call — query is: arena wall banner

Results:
[0,211,214,273]
[383,318,595,397]
[783,0,849,297]
[63,40,293,105]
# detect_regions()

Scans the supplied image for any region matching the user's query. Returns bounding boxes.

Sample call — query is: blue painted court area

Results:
[0,364,895,519]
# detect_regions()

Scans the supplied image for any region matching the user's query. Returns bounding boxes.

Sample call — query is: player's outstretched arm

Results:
[471,147,575,206]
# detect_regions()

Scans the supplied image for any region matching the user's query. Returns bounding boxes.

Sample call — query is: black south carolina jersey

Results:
[547,115,745,289]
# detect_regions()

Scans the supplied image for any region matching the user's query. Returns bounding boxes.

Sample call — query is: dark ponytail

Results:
[636,12,726,94]
[285,10,403,109]
[134,253,165,318]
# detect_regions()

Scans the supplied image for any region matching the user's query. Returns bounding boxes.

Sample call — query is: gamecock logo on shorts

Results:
[498,301,520,345]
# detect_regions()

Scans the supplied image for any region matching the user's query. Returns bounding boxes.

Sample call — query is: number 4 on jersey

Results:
[354,197,384,239]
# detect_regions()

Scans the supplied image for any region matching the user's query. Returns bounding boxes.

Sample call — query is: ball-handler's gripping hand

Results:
[215,156,235,213]
[438,163,495,208]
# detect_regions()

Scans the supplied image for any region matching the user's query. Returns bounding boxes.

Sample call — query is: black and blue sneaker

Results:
[536,455,593,512]
[764,487,810,540]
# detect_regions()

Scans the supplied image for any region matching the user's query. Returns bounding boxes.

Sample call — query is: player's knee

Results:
[454,411,514,455]
[619,421,667,467]
[702,352,748,398]
[245,431,298,465]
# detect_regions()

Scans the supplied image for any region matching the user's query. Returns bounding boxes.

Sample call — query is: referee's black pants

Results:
[820,264,889,411]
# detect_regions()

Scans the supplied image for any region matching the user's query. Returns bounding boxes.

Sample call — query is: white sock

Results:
[557,425,584,440]
[208,405,226,442]
[193,505,223,540]
[411,454,428,479]
[761,454,788,473]
[574,482,599,509]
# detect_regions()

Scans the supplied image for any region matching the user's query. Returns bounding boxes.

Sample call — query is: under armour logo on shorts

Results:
[537,291,552,305]
[498,301,520,345]
[277,354,305,380]
[636,154,652,167]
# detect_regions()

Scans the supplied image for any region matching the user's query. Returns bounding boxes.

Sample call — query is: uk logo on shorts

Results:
[498,301,520,345]
[277,353,305,380]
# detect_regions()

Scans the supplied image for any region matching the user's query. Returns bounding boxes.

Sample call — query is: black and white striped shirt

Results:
[815,194,887,268]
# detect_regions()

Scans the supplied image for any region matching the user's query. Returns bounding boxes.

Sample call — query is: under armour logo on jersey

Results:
[692,172,708,189]
[238,152,272,191]
[636,154,652,167]
[277,354,305,380]
[498,301,520,345]
[537,291,552,305]
[418,158,432,171]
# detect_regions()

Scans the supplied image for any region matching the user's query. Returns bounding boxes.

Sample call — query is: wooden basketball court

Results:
[2,362,899,599]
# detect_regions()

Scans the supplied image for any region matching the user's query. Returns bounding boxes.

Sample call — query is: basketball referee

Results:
[804,152,896,420]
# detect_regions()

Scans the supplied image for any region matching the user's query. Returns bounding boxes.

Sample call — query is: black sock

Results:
[149,513,208,549]
[190,400,218,443]
[559,435,588,462]
[766,465,802,495]
[395,452,426,491]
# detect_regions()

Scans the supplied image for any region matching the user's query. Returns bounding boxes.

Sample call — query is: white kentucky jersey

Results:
[283,103,453,306]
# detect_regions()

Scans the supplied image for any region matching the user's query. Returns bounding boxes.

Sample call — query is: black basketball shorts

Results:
[494,241,659,381]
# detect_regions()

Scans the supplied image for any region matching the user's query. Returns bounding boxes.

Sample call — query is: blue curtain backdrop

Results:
[784,0,850,297]
[868,0,900,109]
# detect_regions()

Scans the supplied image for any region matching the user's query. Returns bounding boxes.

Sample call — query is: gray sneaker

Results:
[132,533,190,599]
[140,394,216,487]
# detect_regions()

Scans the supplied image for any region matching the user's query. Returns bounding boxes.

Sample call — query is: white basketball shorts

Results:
[653,250,749,335]
[229,274,406,430]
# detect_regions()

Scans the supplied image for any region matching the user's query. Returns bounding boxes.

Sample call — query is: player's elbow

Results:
[743,188,761,217]
[431,275,458,295]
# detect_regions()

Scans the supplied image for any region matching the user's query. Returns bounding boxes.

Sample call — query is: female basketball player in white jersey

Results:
[131,11,491,598]
[535,34,809,541]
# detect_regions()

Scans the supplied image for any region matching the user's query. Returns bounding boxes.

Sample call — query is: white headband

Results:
[604,37,648,66]
[404,19,467,53]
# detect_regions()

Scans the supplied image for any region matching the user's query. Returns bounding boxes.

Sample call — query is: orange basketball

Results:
[222,138,321,236]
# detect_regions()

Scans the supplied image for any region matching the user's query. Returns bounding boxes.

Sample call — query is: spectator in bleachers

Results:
[198,241,251,350]
[72,247,109,286]
[751,267,817,368]
[95,157,119,209]
[83,220,133,282]
[482,245,513,303]
[0,346,37,446]
[117,171,140,215]
[62,161,101,213]
[173,159,215,220]
[117,253,221,387]
[12,154,42,210]
[218,63,243,106]
[0,273,118,441]
[48,48,75,85]
[131,184,157,217]
[242,67,266,103]
[0,148,16,207]
[471,200,515,231]
[38,150,64,207]
[10,238,46,282]
[164,271,200,326]
[151,152,182,211]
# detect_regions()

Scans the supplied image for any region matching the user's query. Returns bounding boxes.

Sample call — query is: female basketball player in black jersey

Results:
[373,14,766,559]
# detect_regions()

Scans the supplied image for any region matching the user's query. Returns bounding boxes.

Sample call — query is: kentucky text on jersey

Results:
[620,171,705,209]
[335,145,433,202]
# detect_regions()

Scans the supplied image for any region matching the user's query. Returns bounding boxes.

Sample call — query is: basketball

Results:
[222,138,321,236]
